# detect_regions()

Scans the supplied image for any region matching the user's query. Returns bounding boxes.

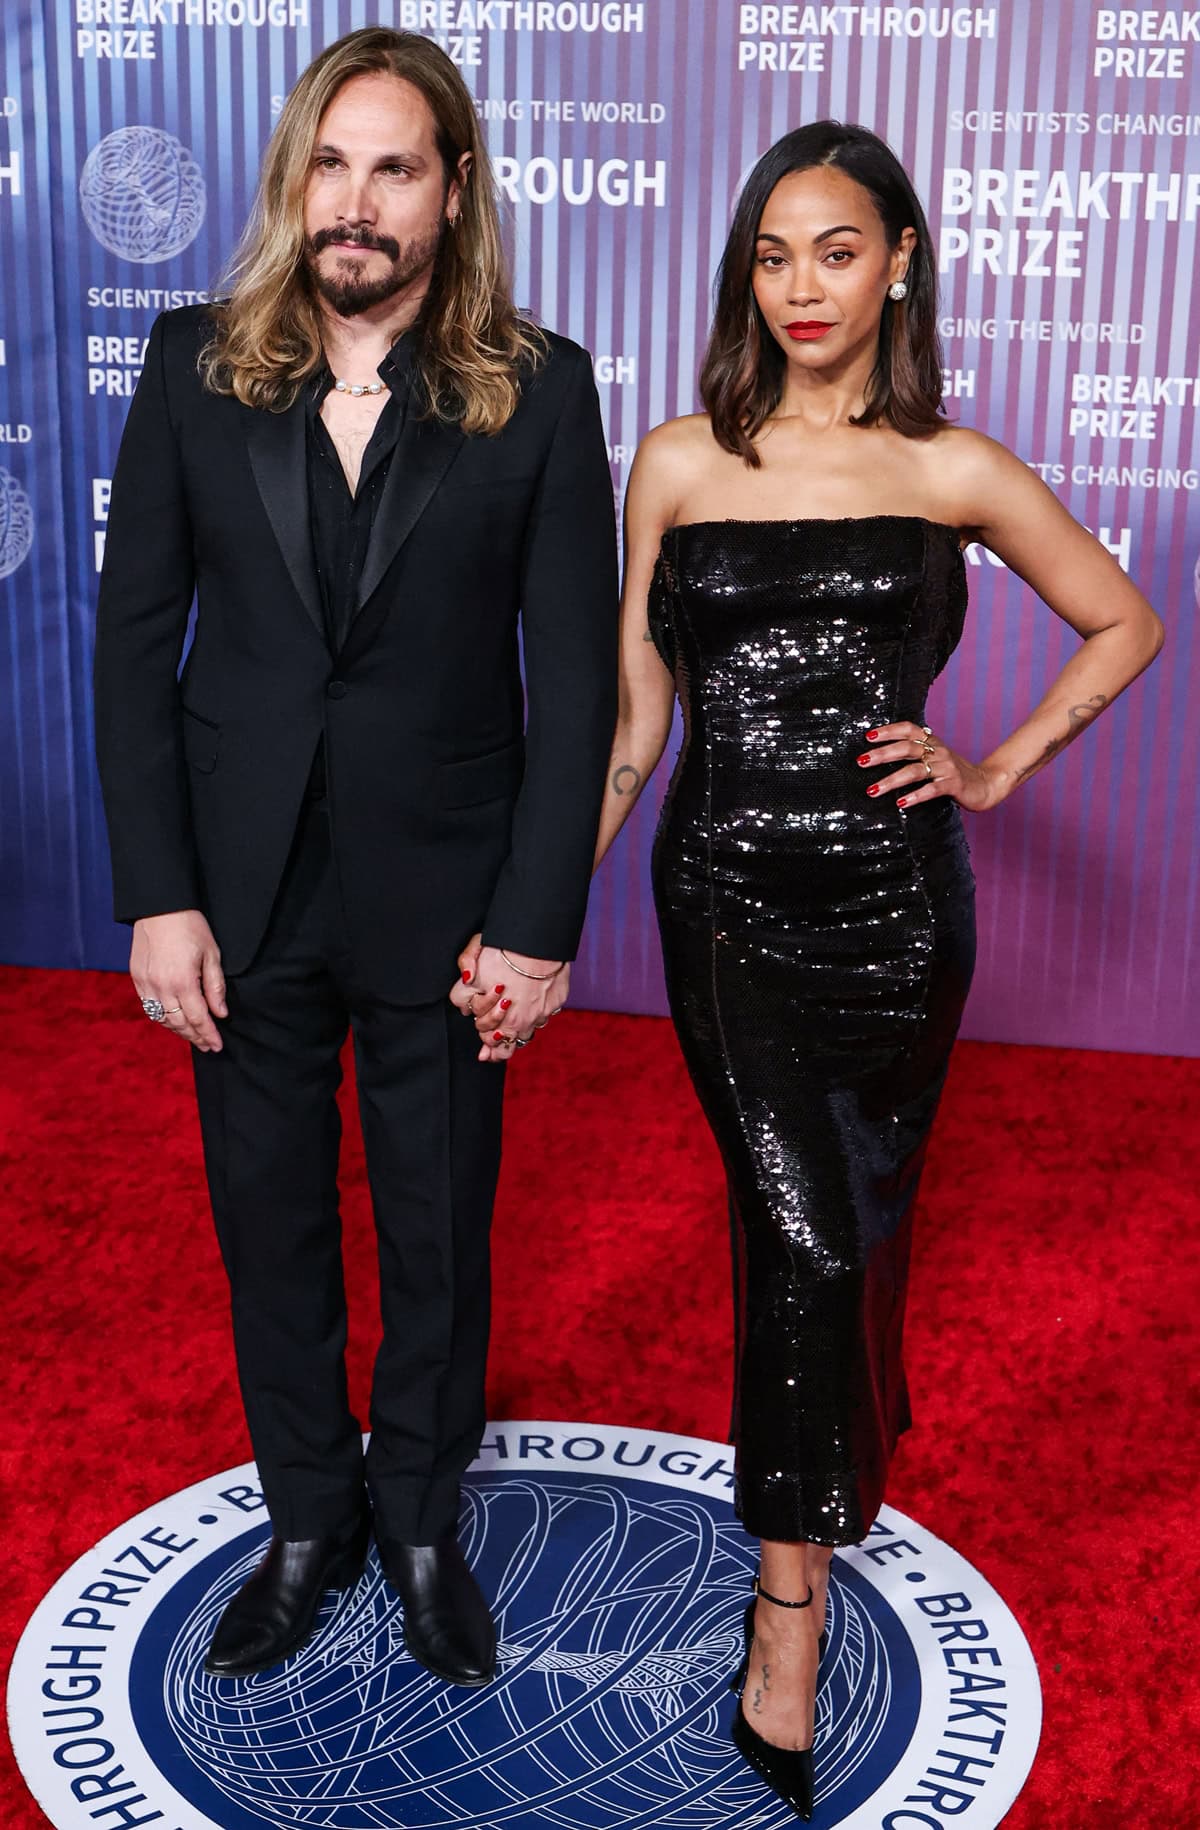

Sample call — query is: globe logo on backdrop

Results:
[8,1425,1041,1829]
[0,467,34,579]
[79,126,206,263]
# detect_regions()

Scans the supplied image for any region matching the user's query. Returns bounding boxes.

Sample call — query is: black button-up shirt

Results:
[303,335,415,800]
[304,333,415,658]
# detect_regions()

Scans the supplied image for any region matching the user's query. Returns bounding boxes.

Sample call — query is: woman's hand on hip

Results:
[858,721,1004,814]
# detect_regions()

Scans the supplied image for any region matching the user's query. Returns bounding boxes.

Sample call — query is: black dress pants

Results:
[192,792,506,1549]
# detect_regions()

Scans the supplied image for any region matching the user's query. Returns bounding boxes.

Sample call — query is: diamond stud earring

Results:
[888,280,908,301]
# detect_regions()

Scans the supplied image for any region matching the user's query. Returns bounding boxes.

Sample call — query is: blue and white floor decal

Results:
[8,1423,1041,1828]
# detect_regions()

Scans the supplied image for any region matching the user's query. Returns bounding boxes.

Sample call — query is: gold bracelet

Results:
[498,948,563,981]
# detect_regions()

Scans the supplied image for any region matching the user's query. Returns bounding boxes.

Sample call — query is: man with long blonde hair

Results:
[94,28,617,1684]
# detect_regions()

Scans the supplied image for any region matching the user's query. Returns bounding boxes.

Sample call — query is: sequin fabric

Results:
[649,517,977,1546]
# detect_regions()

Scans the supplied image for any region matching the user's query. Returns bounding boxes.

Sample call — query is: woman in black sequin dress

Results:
[589,122,1162,1817]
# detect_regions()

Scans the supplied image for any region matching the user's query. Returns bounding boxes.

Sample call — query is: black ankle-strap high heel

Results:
[729,1578,818,1822]
[729,1576,829,1693]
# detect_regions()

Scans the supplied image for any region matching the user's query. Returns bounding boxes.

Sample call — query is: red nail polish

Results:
[897,797,908,809]
[500,999,512,1010]
[857,754,871,765]
[866,784,880,796]
[494,985,505,994]
[866,729,879,740]
[461,970,472,983]
[492,1032,504,1042]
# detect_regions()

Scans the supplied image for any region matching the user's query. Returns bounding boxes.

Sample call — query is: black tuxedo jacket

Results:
[93,305,618,1000]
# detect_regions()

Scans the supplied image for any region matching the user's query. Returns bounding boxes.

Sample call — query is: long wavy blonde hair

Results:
[200,27,545,430]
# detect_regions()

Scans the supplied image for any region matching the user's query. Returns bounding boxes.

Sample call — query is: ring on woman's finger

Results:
[924,758,934,778]
[514,1036,531,1049]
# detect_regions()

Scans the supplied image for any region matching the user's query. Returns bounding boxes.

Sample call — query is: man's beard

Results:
[303,220,444,318]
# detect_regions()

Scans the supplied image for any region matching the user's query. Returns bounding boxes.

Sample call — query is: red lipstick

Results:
[785,321,834,341]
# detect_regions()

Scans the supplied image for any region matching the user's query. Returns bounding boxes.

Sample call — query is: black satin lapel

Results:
[243,402,324,641]
[355,410,465,613]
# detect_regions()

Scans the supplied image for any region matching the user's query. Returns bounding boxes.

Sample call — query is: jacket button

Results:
[326,679,347,699]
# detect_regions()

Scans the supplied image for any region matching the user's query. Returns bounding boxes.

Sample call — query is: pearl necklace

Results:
[334,377,385,398]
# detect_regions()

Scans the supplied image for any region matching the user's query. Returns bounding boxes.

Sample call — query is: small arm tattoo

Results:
[612,764,642,795]
[1014,694,1109,782]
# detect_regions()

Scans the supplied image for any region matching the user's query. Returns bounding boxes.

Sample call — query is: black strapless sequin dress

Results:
[649,516,976,1547]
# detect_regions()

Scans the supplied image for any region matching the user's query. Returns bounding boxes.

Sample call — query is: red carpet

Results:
[2,964,1198,1825]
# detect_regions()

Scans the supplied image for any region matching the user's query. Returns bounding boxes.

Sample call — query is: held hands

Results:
[858,722,1003,814]
[449,934,569,1064]
[131,910,227,1051]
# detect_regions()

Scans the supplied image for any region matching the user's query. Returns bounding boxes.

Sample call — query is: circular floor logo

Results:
[8,1424,1040,1828]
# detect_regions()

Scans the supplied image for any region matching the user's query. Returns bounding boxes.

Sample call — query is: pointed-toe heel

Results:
[732,1706,815,1821]
[729,1576,817,1822]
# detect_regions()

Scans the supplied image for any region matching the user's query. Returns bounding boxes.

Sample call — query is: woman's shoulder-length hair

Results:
[700,120,946,466]
[198,26,545,434]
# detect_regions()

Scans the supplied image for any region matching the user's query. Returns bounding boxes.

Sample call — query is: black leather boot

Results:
[204,1507,371,1678]
[380,1533,496,1687]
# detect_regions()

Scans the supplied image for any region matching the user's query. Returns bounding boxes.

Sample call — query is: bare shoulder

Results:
[926,422,1022,487]
[636,412,714,471]
[922,423,1053,535]
[627,413,716,525]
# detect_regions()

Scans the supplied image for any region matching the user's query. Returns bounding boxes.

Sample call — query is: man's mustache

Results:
[309,225,401,261]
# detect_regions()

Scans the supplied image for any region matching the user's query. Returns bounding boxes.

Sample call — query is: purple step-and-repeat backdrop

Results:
[1,2,1197,1054]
